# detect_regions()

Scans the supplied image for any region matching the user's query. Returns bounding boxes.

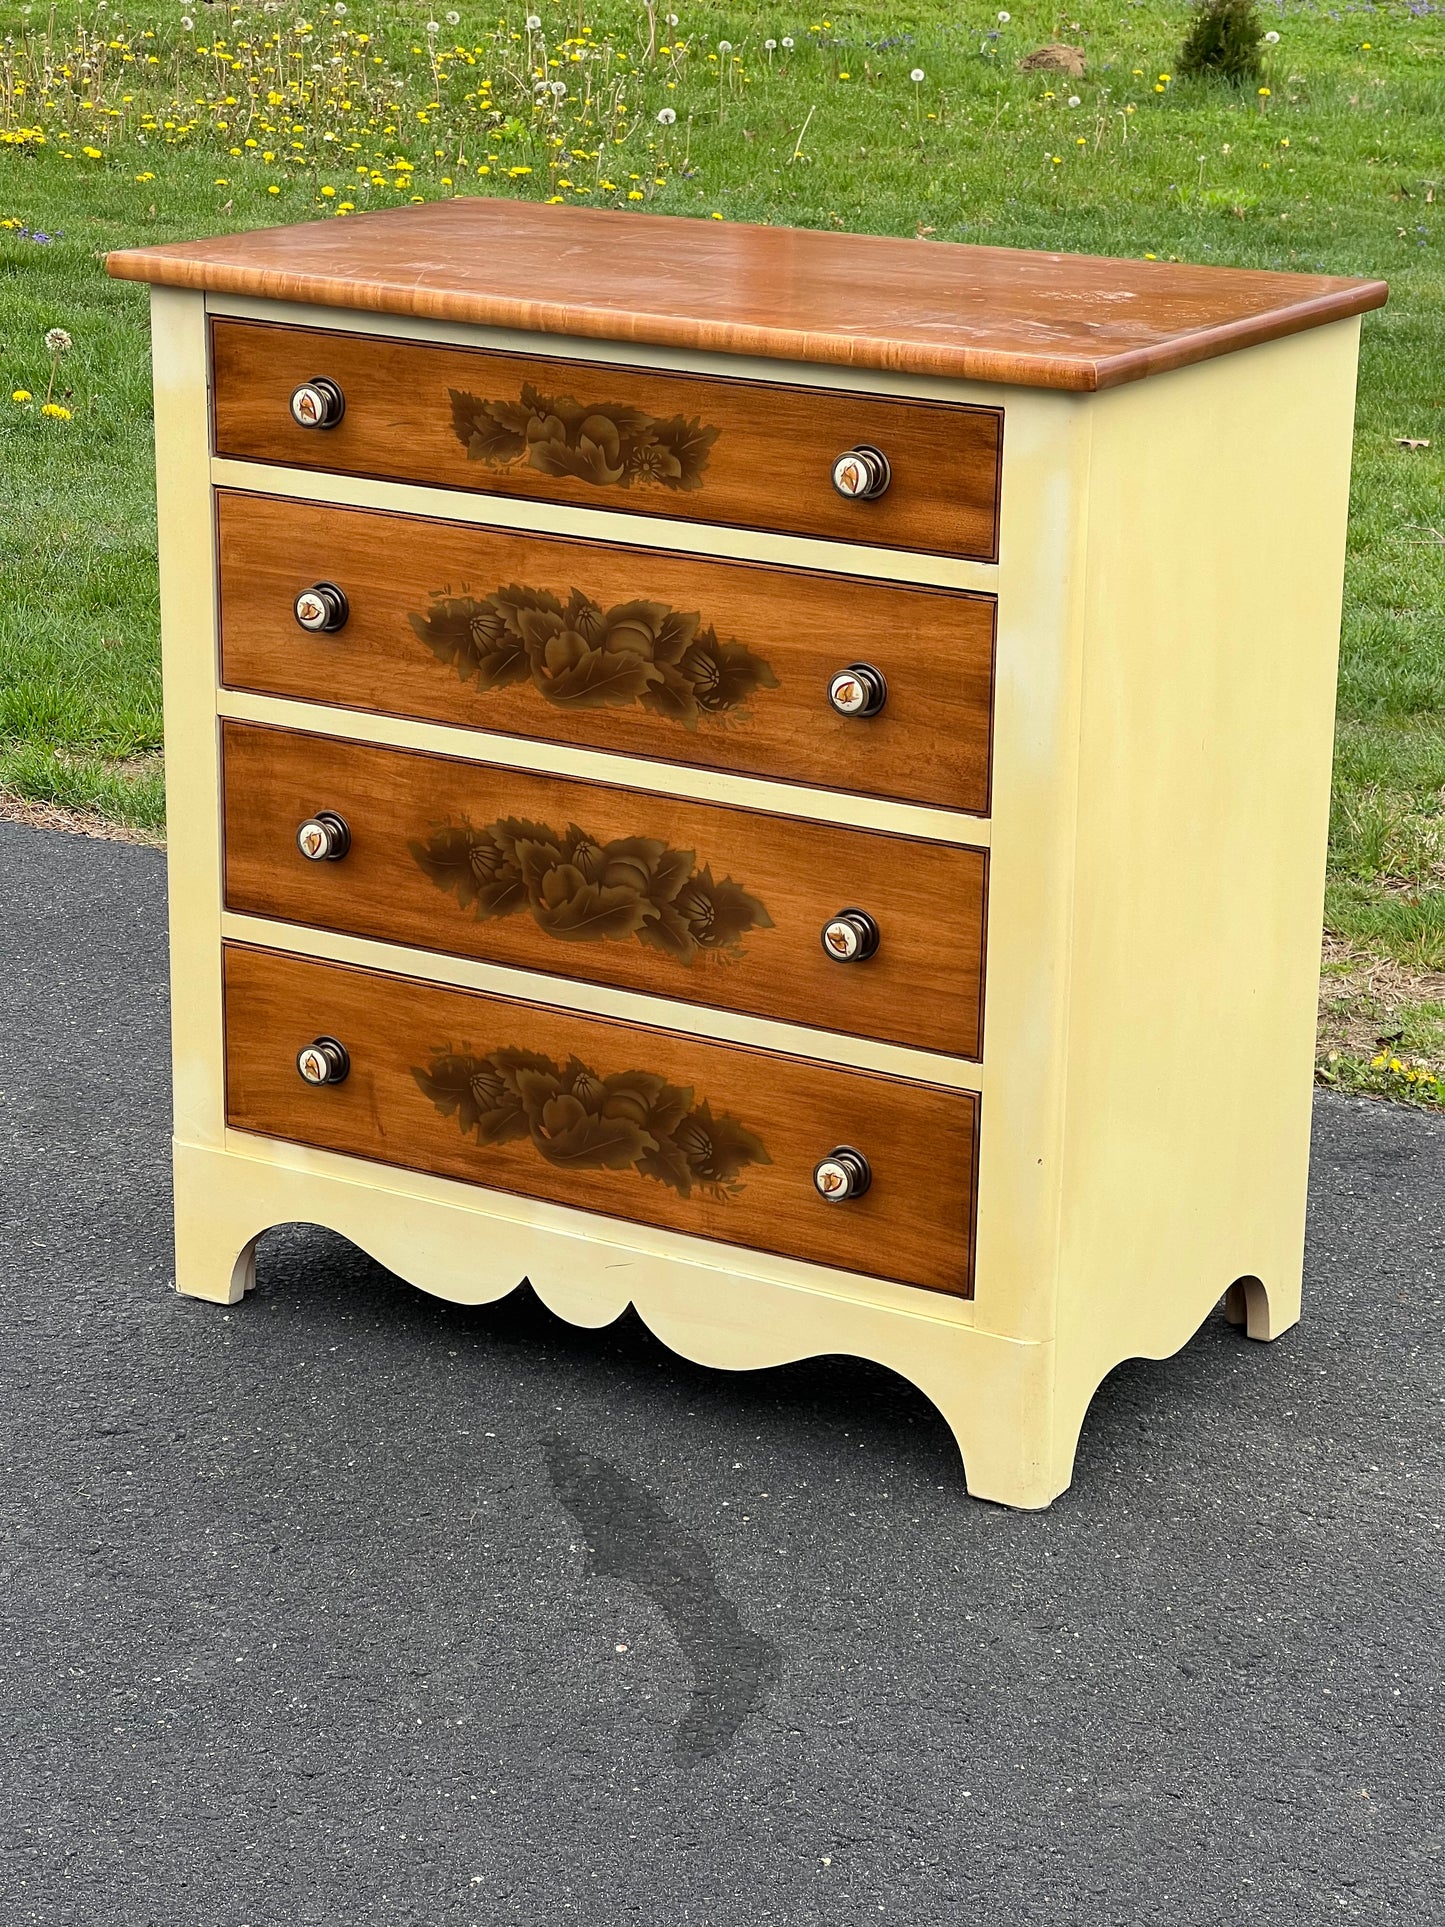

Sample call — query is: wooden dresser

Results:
[108,204,1385,1506]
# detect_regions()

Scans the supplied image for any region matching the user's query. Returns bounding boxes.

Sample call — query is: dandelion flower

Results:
[1264,28,1279,41]
[525,13,541,27]
[718,39,732,53]
[997,9,1010,21]
[321,184,335,196]
[657,106,677,124]
[551,79,567,96]
[1067,94,1080,107]
[1258,85,1270,96]
[83,146,102,159]
[268,183,280,193]
[41,402,72,420]
[910,67,925,83]
[446,8,460,20]
[45,328,72,354]
[180,14,193,27]
[781,36,794,48]
[765,38,777,50]
[11,389,32,403]
[334,2,347,12]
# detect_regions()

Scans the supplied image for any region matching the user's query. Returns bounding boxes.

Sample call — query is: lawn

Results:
[3,0,1443,1099]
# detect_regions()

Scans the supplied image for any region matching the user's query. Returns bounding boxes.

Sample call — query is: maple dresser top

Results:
[108,199,1386,393]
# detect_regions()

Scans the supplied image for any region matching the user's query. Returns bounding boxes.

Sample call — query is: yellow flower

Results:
[628,189,644,200]
[83,145,102,158]
[711,210,723,218]
[1144,252,1158,260]
[1050,154,1062,164]
[11,389,32,403]
[214,178,229,186]
[1371,1053,1388,1069]
[320,185,335,196]
[477,163,491,174]
[267,183,280,194]
[1258,86,1270,96]
[41,402,72,420]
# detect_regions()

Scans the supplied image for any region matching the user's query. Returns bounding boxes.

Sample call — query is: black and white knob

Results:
[827,663,887,719]
[813,1146,872,1203]
[820,908,880,964]
[295,811,351,863]
[289,377,346,430]
[830,444,891,500]
[293,582,349,634]
[296,1036,350,1086]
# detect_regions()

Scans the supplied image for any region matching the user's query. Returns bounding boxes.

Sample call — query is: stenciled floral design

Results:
[408,582,778,731]
[448,381,719,493]
[413,1046,770,1201]
[409,815,773,966]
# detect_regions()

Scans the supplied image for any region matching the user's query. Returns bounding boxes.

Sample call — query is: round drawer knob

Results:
[821,908,880,964]
[831,444,891,500]
[293,582,349,634]
[289,377,346,430]
[813,1145,872,1203]
[827,663,888,719]
[296,811,351,863]
[296,1036,350,1086]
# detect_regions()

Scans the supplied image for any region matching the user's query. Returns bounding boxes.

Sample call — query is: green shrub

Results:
[1178,0,1266,82]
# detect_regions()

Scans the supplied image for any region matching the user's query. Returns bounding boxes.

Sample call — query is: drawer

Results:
[217,492,996,816]
[222,722,987,1059]
[210,319,1003,561]
[223,944,979,1296]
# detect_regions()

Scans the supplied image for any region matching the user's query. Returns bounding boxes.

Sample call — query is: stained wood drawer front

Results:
[210,319,1003,560]
[222,722,988,1059]
[217,492,996,816]
[223,945,979,1296]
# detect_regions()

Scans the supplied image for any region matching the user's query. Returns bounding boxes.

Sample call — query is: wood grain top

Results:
[106,201,1386,393]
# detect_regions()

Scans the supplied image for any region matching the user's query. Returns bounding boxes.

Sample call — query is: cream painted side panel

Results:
[153,287,226,1147]
[967,388,1090,1349]
[1051,320,1361,1452]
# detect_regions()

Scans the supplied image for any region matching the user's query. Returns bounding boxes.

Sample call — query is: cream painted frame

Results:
[154,284,1360,1506]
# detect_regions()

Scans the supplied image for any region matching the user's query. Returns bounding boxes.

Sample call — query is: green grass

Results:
[3,0,1444,1080]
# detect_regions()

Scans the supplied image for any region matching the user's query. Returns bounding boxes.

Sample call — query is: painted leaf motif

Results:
[448,383,719,493]
[410,814,770,965]
[415,1047,767,1199]
[409,580,775,724]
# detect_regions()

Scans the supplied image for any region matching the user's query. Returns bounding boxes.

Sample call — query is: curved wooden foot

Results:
[173,1147,259,1304]
[1222,1273,1298,1342]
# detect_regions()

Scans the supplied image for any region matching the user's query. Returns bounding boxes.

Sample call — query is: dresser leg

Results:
[918,1336,1076,1510]
[1221,1273,1298,1342]
[172,1148,259,1305]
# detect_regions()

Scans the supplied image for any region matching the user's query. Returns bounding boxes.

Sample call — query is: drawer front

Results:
[217,492,996,816]
[222,723,987,1059]
[211,320,1003,561]
[223,945,979,1296]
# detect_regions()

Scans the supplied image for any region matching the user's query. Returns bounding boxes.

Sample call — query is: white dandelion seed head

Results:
[666,12,678,23]
[657,105,677,122]
[764,37,776,49]
[446,7,459,20]
[1264,28,1279,40]
[332,1,345,13]
[910,66,924,81]
[179,12,193,24]
[781,34,793,48]
[550,78,567,95]
[45,327,72,354]
[1067,93,1080,105]
[717,38,731,52]
[525,12,541,26]
[426,19,439,32]
[997,8,1010,19]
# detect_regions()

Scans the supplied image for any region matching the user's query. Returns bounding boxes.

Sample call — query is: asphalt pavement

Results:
[2,816,1442,1926]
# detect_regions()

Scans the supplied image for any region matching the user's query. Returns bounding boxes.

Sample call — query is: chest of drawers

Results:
[109,202,1385,1506]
